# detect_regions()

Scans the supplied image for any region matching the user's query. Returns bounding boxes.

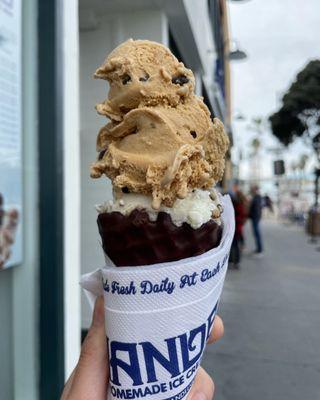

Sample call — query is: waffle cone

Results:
[97,209,222,267]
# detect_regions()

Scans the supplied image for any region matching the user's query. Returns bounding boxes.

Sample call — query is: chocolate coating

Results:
[97,210,222,267]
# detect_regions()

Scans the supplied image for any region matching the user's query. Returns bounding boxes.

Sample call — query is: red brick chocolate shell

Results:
[97,209,222,267]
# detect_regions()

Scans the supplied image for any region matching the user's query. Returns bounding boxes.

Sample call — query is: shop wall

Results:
[183,0,216,79]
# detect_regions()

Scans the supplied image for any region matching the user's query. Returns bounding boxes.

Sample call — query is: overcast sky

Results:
[229,0,320,180]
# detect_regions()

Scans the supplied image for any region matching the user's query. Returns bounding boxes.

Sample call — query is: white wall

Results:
[183,0,216,79]
[182,0,225,119]
[61,0,81,378]
[12,0,39,398]
[80,10,168,328]
[80,15,115,329]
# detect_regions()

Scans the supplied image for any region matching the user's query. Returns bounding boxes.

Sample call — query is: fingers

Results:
[207,315,224,344]
[187,367,215,400]
[66,296,108,399]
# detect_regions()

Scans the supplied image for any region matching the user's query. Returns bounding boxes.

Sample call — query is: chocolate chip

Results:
[98,149,106,160]
[120,106,131,114]
[172,75,189,85]
[139,73,150,82]
[121,74,131,84]
[190,131,197,138]
[122,187,130,193]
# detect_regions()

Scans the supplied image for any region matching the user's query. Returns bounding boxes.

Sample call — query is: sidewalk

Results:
[202,219,320,400]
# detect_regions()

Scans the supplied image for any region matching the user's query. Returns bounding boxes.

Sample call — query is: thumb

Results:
[69,295,109,399]
[187,367,214,400]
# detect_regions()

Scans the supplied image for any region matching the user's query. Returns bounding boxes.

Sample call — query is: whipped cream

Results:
[96,188,222,229]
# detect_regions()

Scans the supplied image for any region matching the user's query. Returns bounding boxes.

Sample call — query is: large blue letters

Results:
[140,338,180,383]
[109,302,219,387]
[178,324,206,371]
[110,341,143,386]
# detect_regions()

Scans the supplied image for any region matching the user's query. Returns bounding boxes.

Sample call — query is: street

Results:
[202,219,320,400]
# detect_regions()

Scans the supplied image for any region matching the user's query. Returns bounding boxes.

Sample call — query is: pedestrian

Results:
[229,181,248,268]
[264,194,273,213]
[235,190,248,251]
[249,185,263,256]
[262,194,274,218]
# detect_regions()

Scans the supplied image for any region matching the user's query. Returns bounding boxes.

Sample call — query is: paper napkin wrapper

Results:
[80,195,235,400]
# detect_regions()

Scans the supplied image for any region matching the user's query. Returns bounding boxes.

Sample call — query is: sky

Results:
[228,0,320,181]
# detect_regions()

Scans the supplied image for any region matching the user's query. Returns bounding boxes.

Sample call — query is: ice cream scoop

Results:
[94,39,195,121]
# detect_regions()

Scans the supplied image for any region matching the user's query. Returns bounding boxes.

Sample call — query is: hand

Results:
[61,297,224,400]
[61,296,107,399]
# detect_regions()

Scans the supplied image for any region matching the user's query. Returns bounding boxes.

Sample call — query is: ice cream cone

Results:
[90,39,230,267]
[97,209,222,267]
[84,39,234,400]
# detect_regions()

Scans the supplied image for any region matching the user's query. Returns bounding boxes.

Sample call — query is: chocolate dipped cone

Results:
[97,210,222,267]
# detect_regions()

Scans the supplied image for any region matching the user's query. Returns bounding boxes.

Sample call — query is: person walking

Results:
[249,185,263,256]
[229,182,248,269]
[235,190,248,251]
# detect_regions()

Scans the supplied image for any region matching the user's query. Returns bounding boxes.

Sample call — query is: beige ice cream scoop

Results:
[91,39,229,209]
[94,39,195,121]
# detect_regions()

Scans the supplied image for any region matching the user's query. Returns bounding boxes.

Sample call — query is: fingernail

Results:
[191,394,207,400]
[92,295,105,327]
